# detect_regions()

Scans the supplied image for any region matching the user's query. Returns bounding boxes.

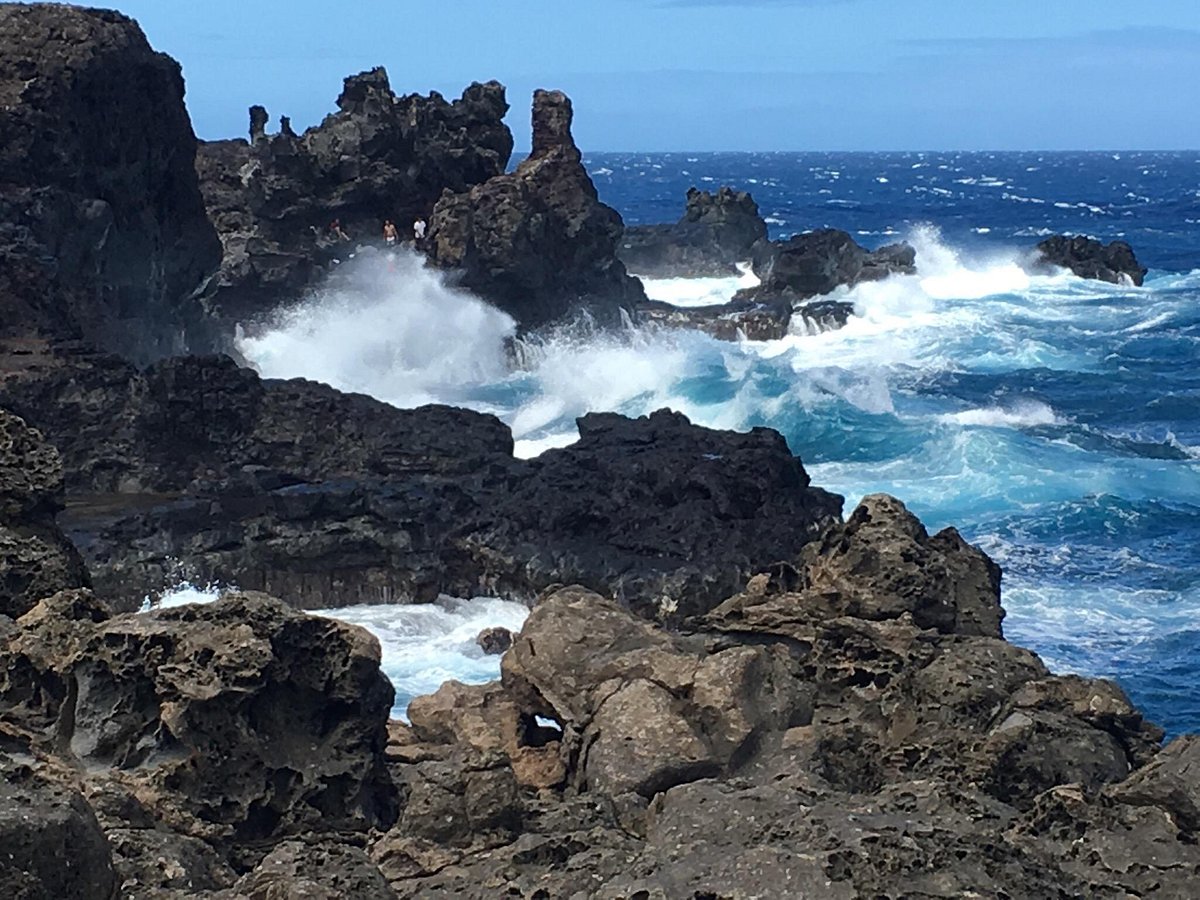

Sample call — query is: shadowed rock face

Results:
[1034,234,1148,285]
[620,186,769,279]
[743,228,916,304]
[0,5,222,364]
[427,90,646,329]
[0,410,89,619]
[0,355,841,615]
[195,67,514,326]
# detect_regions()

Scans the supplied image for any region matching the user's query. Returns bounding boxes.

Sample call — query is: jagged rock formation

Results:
[426,90,646,329]
[619,186,769,278]
[0,410,89,619]
[0,589,399,897]
[1033,234,1148,286]
[378,496,1198,898]
[0,5,222,364]
[0,355,841,615]
[635,227,911,342]
[195,68,514,325]
[740,228,916,305]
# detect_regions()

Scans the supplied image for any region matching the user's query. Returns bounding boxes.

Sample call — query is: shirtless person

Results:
[383,220,398,246]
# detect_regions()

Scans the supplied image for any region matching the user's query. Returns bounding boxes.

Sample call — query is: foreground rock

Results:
[0,354,841,615]
[619,186,768,278]
[196,67,513,325]
[0,589,399,897]
[1033,234,1148,286]
[427,90,646,329]
[0,5,222,363]
[381,495,1195,898]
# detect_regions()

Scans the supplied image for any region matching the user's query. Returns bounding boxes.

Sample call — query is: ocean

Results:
[228,151,1200,733]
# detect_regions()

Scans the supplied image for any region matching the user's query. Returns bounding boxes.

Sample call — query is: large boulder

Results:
[619,186,769,278]
[427,90,646,329]
[0,410,89,619]
[196,67,514,325]
[479,409,843,620]
[0,766,117,900]
[0,591,400,846]
[1033,234,1147,286]
[0,5,222,363]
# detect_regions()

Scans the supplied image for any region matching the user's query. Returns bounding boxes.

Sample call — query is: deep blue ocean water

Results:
[586,151,1200,736]
[243,152,1200,731]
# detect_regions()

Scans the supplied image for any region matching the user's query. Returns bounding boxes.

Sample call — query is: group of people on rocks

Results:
[325,216,426,246]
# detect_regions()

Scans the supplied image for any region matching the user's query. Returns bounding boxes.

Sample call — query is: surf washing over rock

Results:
[239,218,1200,738]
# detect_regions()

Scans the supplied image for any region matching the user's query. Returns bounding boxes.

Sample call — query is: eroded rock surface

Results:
[383,495,1191,899]
[427,90,646,329]
[0,410,89,618]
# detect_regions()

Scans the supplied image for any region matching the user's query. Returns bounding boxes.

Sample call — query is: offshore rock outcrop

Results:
[636,226,911,342]
[740,227,916,305]
[0,355,841,615]
[196,68,514,326]
[427,90,646,329]
[0,5,223,364]
[619,185,769,278]
[1033,234,1148,286]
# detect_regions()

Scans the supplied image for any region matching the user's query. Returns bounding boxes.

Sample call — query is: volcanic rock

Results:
[619,186,769,278]
[0,591,400,847]
[0,766,117,900]
[1033,234,1148,285]
[426,90,646,329]
[476,626,514,655]
[2,353,841,615]
[741,229,916,305]
[196,67,513,326]
[636,296,853,342]
[0,5,222,364]
[0,410,89,619]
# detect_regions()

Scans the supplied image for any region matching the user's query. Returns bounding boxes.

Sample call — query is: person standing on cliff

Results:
[413,218,427,243]
[383,220,398,246]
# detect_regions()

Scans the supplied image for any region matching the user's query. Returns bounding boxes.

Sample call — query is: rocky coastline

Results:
[0,5,1188,899]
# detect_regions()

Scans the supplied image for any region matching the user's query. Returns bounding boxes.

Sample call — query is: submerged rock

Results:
[619,186,769,278]
[0,5,222,363]
[427,90,646,329]
[1033,234,1147,285]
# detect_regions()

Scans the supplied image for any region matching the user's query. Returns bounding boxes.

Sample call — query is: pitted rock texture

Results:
[0,409,89,618]
[0,591,399,848]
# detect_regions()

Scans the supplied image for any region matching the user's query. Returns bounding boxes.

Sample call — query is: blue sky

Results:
[106,0,1200,151]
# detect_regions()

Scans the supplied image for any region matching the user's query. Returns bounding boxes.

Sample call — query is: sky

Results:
[97,0,1200,151]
